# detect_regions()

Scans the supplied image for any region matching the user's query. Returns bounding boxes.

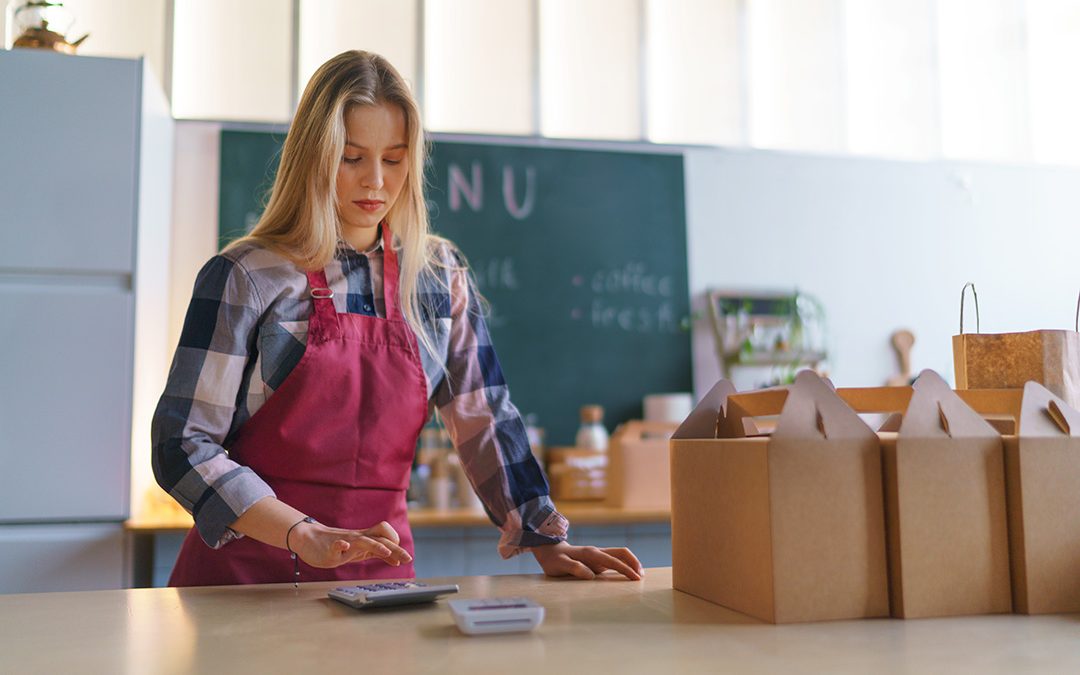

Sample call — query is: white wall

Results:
[129,60,175,519]
[686,147,1080,398]
[129,120,219,519]
[167,122,221,350]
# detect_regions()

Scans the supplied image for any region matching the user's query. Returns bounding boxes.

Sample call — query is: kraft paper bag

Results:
[884,369,1012,619]
[670,371,889,624]
[953,282,1080,410]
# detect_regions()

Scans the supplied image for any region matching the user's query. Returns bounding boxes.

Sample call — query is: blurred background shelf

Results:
[706,289,828,385]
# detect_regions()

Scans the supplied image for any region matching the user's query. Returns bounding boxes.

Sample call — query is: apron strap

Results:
[304,269,342,340]
[381,223,404,322]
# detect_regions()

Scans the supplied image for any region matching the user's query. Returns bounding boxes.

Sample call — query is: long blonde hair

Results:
[227,50,450,360]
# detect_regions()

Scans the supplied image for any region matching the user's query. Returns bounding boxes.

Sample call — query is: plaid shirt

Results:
[151,235,568,557]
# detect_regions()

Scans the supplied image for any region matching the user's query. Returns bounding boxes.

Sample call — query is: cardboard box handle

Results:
[937,402,951,435]
[672,380,739,441]
[901,370,999,438]
[1048,400,1071,435]
[741,371,875,441]
[721,389,790,438]
[1017,382,1080,438]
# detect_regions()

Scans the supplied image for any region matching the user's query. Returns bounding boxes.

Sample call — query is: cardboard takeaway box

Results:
[850,376,1080,616]
[605,421,679,509]
[961,382,1080,615]
[669,369,1043,623]
[670,371,890,624]
[841,371,1012,619]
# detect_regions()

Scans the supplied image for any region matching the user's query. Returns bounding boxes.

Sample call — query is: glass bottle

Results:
[575,405,609,451]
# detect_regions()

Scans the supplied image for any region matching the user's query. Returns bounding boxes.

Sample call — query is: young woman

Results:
[153,50,643,586]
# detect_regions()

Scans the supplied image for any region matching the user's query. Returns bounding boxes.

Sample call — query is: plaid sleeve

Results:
[433,251,569,558]
[151,253,275,549]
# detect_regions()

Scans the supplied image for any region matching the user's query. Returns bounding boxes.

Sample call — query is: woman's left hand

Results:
[531,541,644,581]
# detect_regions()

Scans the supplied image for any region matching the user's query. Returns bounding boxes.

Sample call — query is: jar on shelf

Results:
[575,405,609,451]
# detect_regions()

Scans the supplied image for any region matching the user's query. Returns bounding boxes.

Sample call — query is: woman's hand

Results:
[291,520,413,569]
[531,541,643,581]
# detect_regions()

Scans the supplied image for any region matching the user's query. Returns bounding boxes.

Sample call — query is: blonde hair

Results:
[227,50,453,361]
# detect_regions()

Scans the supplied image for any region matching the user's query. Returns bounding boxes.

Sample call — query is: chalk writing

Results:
[449,161,482,212]
[503,166,536,220]
[590,299,679,334]
[446,161,537,220]
[591,262,673,297]
[472,257,520,292]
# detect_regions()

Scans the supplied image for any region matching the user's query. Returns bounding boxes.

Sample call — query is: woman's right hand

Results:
[291,520,413,569]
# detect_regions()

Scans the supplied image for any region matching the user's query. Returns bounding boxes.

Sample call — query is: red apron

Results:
[170,226,429,586]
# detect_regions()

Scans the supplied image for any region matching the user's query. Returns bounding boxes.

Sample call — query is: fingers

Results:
[534,548,595,580]
[564,559,596,580]
[365,535,412,566]
[533,542,644,581]
[603,547,645,576]
[344,538,410,566]
[339,535,391,561]
[332,532,411,567]
[577,547,641,581]
[361,521,401,545]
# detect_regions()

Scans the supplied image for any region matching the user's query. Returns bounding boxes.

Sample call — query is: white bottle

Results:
[428,448,452,510]
[575,405,609,451]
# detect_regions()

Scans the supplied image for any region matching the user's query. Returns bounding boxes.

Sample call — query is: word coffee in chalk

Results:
[591,262,673,297]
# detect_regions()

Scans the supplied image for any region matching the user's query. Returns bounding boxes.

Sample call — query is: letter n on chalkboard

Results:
[449,162,483,212]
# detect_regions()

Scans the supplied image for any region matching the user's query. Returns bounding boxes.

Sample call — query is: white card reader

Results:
[448,597,545,635]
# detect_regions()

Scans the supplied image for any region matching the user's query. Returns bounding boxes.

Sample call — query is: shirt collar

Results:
[336,225,384,255]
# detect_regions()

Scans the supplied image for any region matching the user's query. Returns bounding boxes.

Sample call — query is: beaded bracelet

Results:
[285,516,317,589]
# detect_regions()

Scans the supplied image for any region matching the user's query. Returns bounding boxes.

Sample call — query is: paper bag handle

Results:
[959,282,980,334]
[1074,291,1079,332]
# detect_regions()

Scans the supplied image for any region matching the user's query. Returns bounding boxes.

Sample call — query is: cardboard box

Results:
[547,447,606,501]
[605,421,678,509]
[963,382,1080,614]
[877,371,1011,618]
[841,373,1012,618]
[670,372,890,624]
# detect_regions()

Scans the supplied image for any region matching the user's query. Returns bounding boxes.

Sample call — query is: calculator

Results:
[327,581,459,609]
[448,597,545,635]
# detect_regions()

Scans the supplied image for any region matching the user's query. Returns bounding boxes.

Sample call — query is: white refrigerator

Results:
[0,49,173,593]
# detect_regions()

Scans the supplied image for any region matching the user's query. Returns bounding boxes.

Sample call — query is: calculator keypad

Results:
[333,581,427,595]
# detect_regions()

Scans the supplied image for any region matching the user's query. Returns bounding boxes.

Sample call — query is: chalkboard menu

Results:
[219,132,691,444]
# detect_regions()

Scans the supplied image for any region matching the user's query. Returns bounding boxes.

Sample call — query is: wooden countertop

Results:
[125,503,670,533]
[1,568,1077,673]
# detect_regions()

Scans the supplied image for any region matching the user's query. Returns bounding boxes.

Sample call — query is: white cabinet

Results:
[0,49,173,592]
[0,524,126,594]
[0,286,133,521]
[0,50,139,273]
